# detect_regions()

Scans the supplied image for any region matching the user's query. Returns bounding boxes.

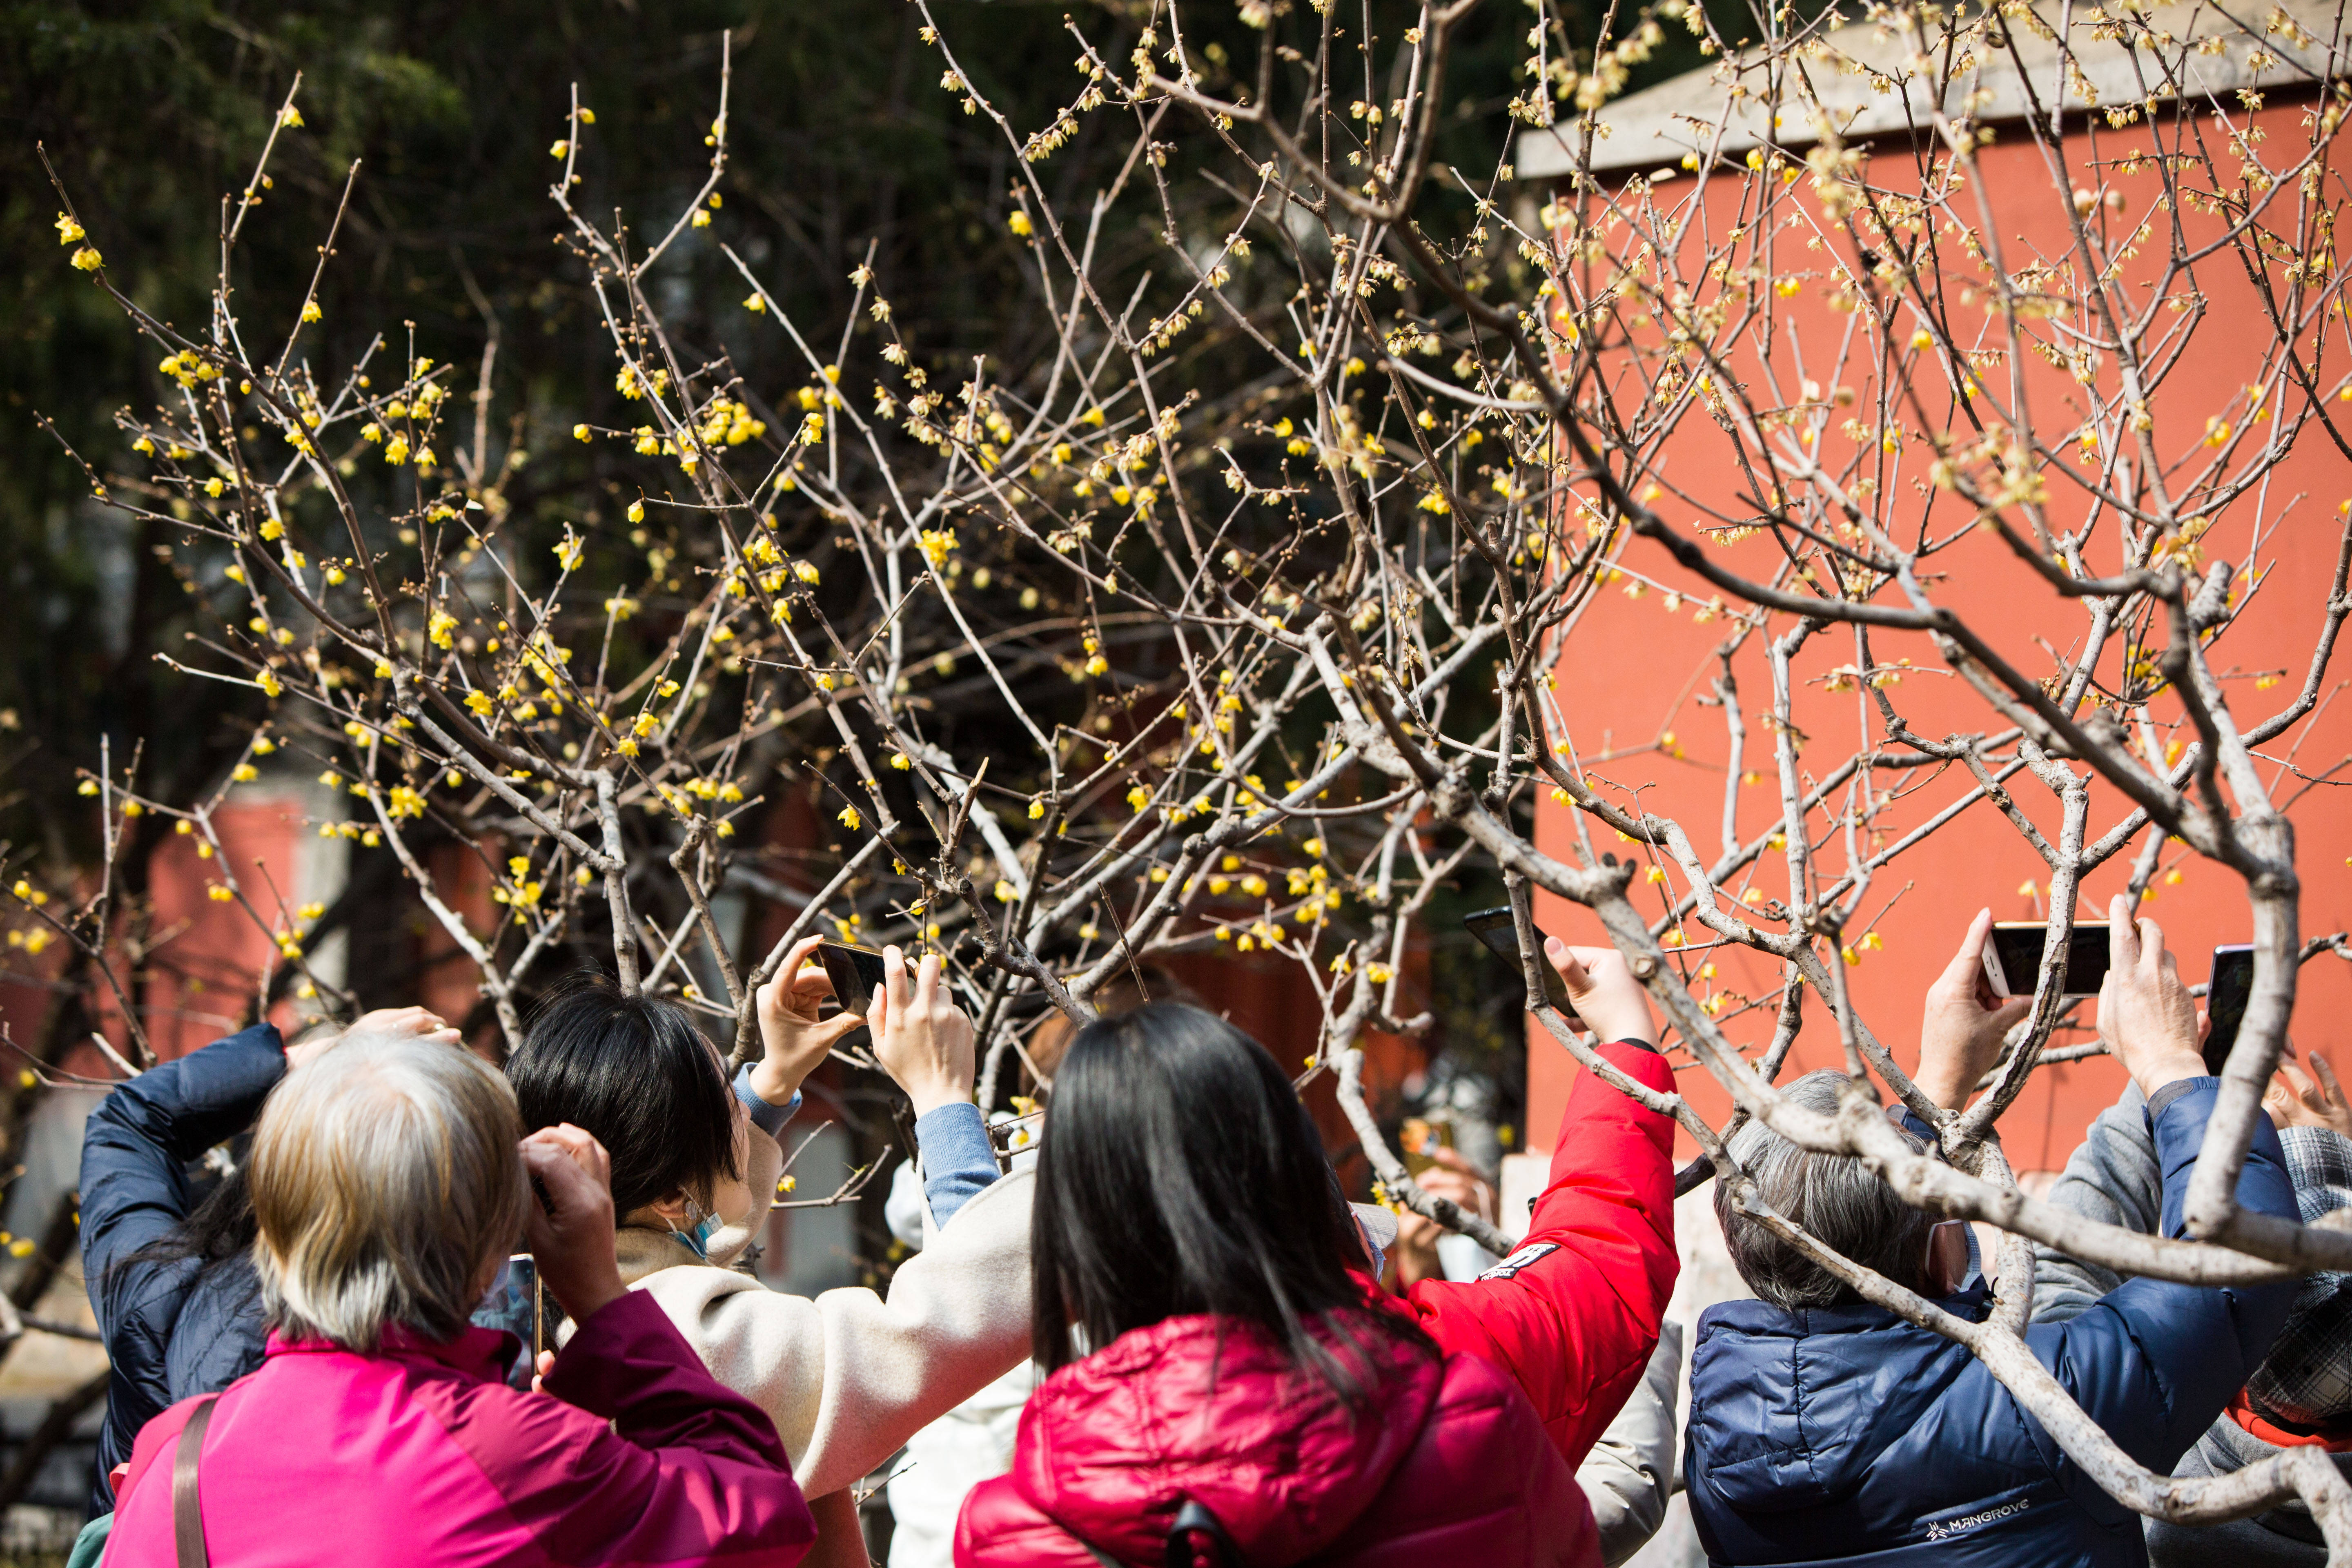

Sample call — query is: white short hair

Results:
[251,1031,527,1350]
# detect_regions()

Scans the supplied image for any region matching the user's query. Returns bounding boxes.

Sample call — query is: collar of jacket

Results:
[615,1223,706,1285]
[2229,1389,2352,1452]
[1702,1279,1991,1338]
[262,1321,519,1383]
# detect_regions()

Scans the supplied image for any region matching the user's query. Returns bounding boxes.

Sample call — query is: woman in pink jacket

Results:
[953,956,1666,1568]
[107,1027,816,1568]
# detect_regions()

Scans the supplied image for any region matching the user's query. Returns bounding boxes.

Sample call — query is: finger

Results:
[812,1009,866,1052]
[914,952,940,1018]
[1942,908,1995,985]
[1544,935,1590,991]
[1989,995,2033,1034]
[2315,1052,2344,1103]
[2107,895,2138,972]
[884,944,913,1018]
[1426,1147,1482,1176]
[2136,915,2169,978]
[2282,1060,2317,1097]
[524,1123,610,1187]
[778,936,835,998]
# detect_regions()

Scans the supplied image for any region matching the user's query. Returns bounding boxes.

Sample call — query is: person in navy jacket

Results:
[78,1006,459,1513]
[1685,902,2300,1567]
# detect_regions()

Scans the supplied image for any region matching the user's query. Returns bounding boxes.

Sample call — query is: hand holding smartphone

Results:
[1463,906,1583,1027]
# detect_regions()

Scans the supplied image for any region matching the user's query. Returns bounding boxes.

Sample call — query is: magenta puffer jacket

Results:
[955,1307,1595,1568]
[110,1289,816,1568]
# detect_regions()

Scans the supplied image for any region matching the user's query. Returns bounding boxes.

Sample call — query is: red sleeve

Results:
[1400,1038,1677,1466]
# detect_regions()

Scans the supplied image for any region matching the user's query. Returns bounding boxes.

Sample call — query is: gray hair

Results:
[250,1030,528,1351]
[1715,1069,1930,1311]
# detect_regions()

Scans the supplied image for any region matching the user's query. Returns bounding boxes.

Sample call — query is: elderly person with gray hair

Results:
[78,1005,466,1519]
[2034,1033,2352,1566]
[1684,903,2300,1568]
[104,1027,817,1567]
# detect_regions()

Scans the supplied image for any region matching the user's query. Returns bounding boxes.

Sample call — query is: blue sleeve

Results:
[79,1025,285,1320]
[913,1102,999,1228]
[2027,1077,2298,1490]
[730,1065,800,1139]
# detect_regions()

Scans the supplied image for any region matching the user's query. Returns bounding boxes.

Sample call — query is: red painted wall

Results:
[1528,104,2352,1172]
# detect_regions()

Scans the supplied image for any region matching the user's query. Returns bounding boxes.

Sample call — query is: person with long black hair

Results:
[78,1005,459,1515]
[507,939,1036,1568]
[955,940,1677,1568]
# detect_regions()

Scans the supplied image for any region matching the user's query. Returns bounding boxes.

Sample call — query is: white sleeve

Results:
[1575,1320,1683,1568]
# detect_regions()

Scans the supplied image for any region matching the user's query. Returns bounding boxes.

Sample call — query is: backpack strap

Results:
[1167,1499,1244,1568]
[173,1394,221,1568]
[1073,1498,1245,1568]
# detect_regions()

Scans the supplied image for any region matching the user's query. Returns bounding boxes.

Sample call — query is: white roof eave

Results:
[1512,0,2349,180]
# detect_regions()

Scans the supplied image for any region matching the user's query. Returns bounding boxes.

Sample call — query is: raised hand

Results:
[1543,938,1659,1047]
[286,1005,460,1072]
[1913,909,2034,1110]
[751,935,868,1106]
[869,945,977,1117]
[2094,895,2207,1098]
[2267,1045,2352,1138]
[519,1123,626,1323]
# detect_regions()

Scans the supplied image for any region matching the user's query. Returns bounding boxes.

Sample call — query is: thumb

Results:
[1989,994,2033,1034]
[1944,908,1995,985]
[1544,935,1590,991]
[812,1009,866,1053]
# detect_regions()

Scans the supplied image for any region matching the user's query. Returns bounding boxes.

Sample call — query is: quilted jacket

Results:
[954,1307,1591,1567]
[1685,1078,2299,1567]
[110,1290,816,1567]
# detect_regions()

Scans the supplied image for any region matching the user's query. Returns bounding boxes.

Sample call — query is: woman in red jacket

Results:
[953,943,1673,1568]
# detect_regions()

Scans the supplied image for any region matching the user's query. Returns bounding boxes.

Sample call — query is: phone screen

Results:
[1463,906,1579,1021]
[2204,945,2256,1076]
[1984,922,2110,999]
[817,942,889,1018]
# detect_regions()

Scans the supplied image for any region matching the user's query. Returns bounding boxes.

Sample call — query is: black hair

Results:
[114,1165,256,1283]
[1030,1002,1423,1401]
[506,971,739,1216]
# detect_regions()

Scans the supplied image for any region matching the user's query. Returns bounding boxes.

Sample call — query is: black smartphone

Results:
[1982,922,2111,1002]
[1463,906,1581,1023]
[2204,944,2256,1076]
[817,940,889,1018]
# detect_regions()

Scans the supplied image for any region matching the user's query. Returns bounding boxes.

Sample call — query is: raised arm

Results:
[2032,903,2299,1493]
[79,1022,287,1290]
[1401,943,1677,1465]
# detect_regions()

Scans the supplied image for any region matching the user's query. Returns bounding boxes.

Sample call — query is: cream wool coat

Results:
[564,1123,1035,1499]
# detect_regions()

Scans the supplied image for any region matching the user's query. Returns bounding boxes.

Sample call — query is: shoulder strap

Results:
[173,1394,220,1568]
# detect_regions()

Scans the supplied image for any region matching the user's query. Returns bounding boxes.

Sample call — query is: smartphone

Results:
[1463,906,1580,1022]
[490,1254,552,1388]
[2204,944,2256,1076]
[817,941,889,1018]
[1400,1116,1453,1176]
[1982,922,2110,1003]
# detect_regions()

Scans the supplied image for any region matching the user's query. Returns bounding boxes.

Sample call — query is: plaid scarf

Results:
[2250,1126,2352,1427]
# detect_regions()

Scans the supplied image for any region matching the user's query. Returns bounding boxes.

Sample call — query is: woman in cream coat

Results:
[509,940,1028,1566]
